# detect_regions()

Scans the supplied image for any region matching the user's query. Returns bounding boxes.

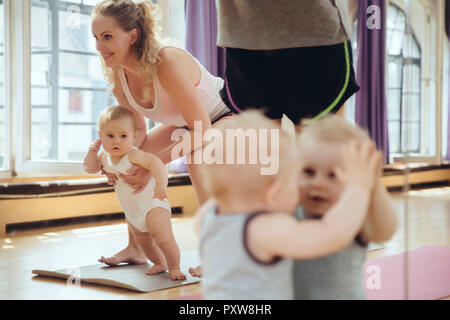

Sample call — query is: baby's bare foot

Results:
[169,268,187,281]
[145,264,168,275]
[98,246,147,266]
[188,265,202,278]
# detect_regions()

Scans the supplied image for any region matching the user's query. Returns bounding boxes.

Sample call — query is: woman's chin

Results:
[103,60,115,67]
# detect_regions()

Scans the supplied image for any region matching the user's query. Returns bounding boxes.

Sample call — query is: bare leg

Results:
[146,207,186,280]
[185,161,209,206]
[98,222,148,266]
[127,219,168,275]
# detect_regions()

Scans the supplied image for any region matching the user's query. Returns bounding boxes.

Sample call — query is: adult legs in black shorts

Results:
[219,41,360,125]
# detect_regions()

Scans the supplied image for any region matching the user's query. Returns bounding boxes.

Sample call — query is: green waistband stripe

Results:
[310,41,351,122]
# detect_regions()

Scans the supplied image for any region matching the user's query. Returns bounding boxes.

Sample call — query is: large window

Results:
[386,4,422,155]
[27,0,186,166]
[30,0,110,162]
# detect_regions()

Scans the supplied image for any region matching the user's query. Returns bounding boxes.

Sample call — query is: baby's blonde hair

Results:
[98,105,136,130]
[93,0,162,98]
[298,116,371,150]
[203,110,299,200]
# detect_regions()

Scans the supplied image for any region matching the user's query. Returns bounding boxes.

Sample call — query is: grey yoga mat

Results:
[32,250,201,292]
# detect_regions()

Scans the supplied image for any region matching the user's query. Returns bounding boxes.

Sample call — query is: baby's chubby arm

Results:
[128,148,168,199]
[247,141,382,261]
[83,139,103,174]
[357,148,397,243]
[360,180,398,243]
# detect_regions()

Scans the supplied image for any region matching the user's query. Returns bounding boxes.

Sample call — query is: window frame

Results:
[386,31,422,155]
[0,0,11,178]
[388,0,445,165]
[1,0,175,177]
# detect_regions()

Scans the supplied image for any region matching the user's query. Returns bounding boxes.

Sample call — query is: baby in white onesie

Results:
[84,105,186,280]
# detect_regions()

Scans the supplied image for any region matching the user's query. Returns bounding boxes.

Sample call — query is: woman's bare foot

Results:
[145,263,168,275]
[188,265,202,278]
[98,245,148,266]
[169,268,187,281]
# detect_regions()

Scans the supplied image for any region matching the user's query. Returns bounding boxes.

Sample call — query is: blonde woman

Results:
[91,0,232,266]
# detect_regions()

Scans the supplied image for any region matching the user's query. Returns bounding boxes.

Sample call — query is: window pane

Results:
[402,94,420,122]
[31,54,50,86]
[0,0,5,169]
[387,4,405,32]
[31,124,51,159]
[388,121,400,154]
[58,124,93,161]
[386,5,396,29]
[59,52,106,88]
[386,5,406,56]
[401,121,420,152]
[169,0,186,48]
[387,30,404,55]
[403,64,421,94]
[393,10,406,32]
[31,87,51,105]
[403,34,421,59]
[31,2,50,50]
[32,107,51,123]
[30,0,108,161]
[387,4,422,156]
[387,89,401,121]
[58,88,108,123]
[59,9,95,53]
[387,57,403,88]
[83,0,100,6]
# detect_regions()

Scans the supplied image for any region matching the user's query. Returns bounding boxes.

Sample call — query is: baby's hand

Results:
[89,139,102,154]
[102,167,118,186]
[335,140,382,191]
[154,183,168,200]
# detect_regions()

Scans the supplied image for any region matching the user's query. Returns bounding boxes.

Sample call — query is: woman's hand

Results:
[120,165,151,194]
[101,167,118,186]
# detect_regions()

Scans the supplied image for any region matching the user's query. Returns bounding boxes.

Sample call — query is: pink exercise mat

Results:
[173,246,450,300]
[363,245,450,300]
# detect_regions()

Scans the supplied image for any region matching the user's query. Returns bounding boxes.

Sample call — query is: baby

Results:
[197,110,381,299]
[83,105,186,280]
[294,115,398,299]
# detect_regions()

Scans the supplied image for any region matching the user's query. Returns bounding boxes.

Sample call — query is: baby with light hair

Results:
[196,110,382,299]
[84,105,186,280]
[294,115,397,299]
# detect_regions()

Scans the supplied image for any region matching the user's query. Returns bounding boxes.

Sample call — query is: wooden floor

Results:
[1,187,449,300]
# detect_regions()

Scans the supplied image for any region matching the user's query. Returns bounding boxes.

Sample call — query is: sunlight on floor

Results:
[408,187,450,198]
[71,223,127,235]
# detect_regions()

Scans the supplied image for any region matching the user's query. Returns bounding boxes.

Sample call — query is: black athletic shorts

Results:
[219,41,360,125]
